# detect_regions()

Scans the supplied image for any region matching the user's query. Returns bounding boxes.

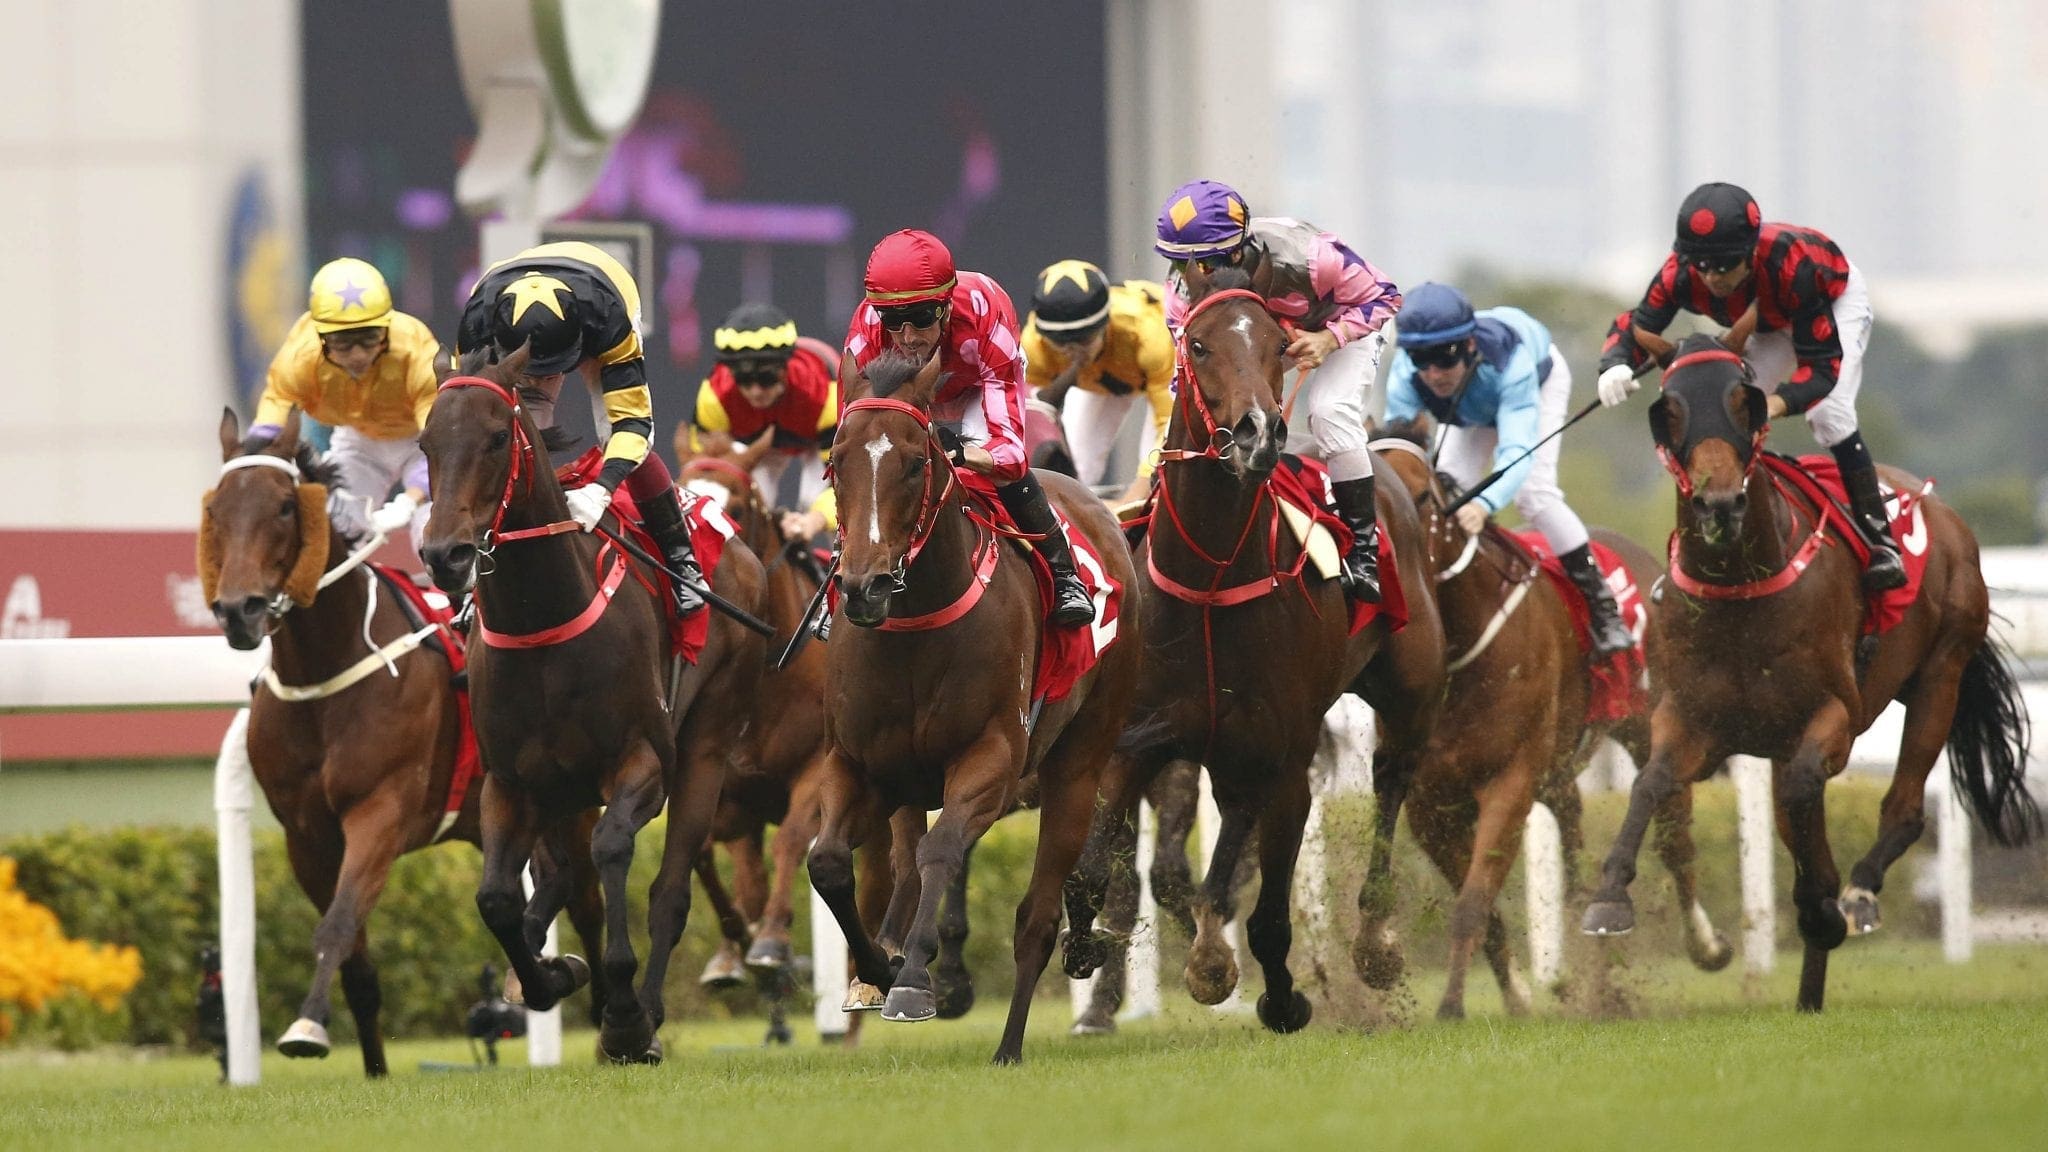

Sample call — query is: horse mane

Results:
[863,350,926,399]
[1372,413,1433,449]
[1205,265,1254,293]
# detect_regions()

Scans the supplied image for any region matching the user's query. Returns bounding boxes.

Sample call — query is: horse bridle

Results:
[838,396,968,597]
[1652,347,1770,501]
[1156,287,1272,467]
[436,375,578,562]
[215,452,391,617]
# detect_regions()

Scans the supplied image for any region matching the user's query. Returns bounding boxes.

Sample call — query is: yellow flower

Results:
[0,856,143,1039]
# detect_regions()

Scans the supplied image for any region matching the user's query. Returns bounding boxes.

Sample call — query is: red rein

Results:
[438,375,634,648]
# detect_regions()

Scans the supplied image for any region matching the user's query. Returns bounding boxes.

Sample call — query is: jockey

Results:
[843,229,1095,627]
[455,240,704,615]
[1386,284,1634,656]
[1020,260,1176,497]
[1595,182,1904,592]
[1154,179,1401,603]
[678,302,840,541]
[255,257,442,543]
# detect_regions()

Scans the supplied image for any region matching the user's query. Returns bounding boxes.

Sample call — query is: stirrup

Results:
[670,559,707,615]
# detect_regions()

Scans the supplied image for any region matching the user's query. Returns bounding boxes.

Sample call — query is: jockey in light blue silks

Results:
[1383,283,1633,656]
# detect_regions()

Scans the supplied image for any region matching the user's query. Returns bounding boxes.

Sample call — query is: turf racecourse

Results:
[4,944,2042,1152]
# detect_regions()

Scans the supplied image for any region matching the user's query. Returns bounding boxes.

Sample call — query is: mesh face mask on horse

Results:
[419,347,768,1063]
[1584,333,2036,1014]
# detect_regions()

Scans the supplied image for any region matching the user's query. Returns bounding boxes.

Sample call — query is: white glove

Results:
[565,483,612,532]
[326,490,371,541]
[1597,363,1640,408]
[367,492,419,537]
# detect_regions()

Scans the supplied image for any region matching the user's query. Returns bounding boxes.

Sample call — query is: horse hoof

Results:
[841,980,887,1013]
[551,954,592,993]
[1352,931,1404,991]
[933,975,976,1020]
[1185,951,1240,1007]
[1691,931,1737,973]
[700,942,748,989]
[881,986,937,1023]
[744,936,794,973]
[1070,1011,1117,1037]
[600,1021,657,1064]
[1255,991,1312,1034]
[1581,901,1636,937]
[1839,888,1882,936]
[1435,999,1466,1023]
[276,1017,331,1059]
[1060,929,1110,980]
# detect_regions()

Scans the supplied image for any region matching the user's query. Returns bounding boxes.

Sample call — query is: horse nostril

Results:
[239,595,267,618]
[1690,495,1711,513]
[1731,493,1749,514]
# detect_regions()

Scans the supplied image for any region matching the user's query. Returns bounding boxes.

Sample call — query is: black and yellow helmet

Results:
[1030,260,1111,341]
[713,302,799,364]
[491,272,583,374]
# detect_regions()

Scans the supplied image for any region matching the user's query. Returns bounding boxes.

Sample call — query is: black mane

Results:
[864,350,926,399]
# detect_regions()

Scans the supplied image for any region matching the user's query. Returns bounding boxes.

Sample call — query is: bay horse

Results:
[1365,417,1731,1020]
[1063,272,1447,1033]
[1584,334,2036,1011]
[419,348,768,1060]
[203,409,605,1075]
[807,349,1142,1064]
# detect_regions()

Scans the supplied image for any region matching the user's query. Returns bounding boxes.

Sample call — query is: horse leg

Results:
[275,824,342,1060]
[1438,767,1535,1022]
[1062,748,1166,979]
[693,845,752,989]
[1147,760,1201,937]
[877,806,926,956]
[1073,807,1141,1036]
[336,932,387,1077]
[932,841,977,1019]
[1353,742,1418,990]
[1247,766,1315,1034]
[1583,704,1714,937]
[586,740,666,1062]
[1185,791,1256,1006]
[1478,912,1533,1017]
[843,803,898,1028]
[1650,780,1734,971]
[885,744,1013,1024]
[279,787,407,1073]
[994,742,1106,1063]
[557,812,609,1028]
[1843,666,1959,935]
[1777,705,1853,1013]
[637,719,729,1042]
[750,758,825,972]
[806,752,899,997]
[476,777,587,1015]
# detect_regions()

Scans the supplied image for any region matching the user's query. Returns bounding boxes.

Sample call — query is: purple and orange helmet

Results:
[1153,179,1251,261]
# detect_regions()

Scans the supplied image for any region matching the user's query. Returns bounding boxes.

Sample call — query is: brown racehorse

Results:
[1366,418,1731,1020]
[1063,272,1447,1034]
[807,349,1142,1064]
[1583,334,2037,1011]
[203,409,605,1075]
[419,348,768,1060]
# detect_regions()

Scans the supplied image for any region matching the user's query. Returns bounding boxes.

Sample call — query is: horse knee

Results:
[1780,763,1827,809]
[1447,893,1492,943]
[339,957,382,1017]
[808,843,854,898]
[590,823,637,873]
[477,887,523,931]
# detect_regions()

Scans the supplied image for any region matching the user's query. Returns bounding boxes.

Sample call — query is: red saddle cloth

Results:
[953,473,1125,704]
[557,449,736,665]
[1508,534,1650,725]
[1759,454,1930,635]
[1266,456,1408,637]
[367,564,481,836]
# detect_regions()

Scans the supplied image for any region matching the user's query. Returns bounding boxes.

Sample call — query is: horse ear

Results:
[433,347,454,386]
[1647,394,1682,453]
[500,341,533,381]
[839,349,870,402]
[218,407,242,461]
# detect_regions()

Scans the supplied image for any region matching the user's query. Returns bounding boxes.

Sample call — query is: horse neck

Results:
[1675,465,1793,584]
[267,525,380,687]
[891,475,981,620]
[477,443,602,629]
[1154,454,1275,585]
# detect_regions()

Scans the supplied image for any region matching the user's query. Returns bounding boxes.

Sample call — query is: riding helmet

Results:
[490,272,583,374]
[1154,179,1250,261]
[308,258,393,334]
[714,302,799,363]
[1395,283,1477,348]
[863,230,957,306]
[1673,182,1762,262]
[1030,260,1112,338]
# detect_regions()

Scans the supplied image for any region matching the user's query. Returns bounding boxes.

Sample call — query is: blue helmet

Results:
[1396,283,1476,348]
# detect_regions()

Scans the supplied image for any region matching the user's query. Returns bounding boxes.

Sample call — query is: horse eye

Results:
[279,497,295,518]
[906,454,927,477]
[488,429,510,450]
[1189,339,1207,358]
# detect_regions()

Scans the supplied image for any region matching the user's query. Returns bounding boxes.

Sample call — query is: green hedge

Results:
[0,774,1943,1049]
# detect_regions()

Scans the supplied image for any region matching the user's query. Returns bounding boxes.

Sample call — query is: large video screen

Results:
[302,1,1107,460]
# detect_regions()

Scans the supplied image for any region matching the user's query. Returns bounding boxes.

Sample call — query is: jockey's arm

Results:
[1603,257,1688,375]
[1482,372,1545,513]
[1311,237,1401,346]
[968,329,1031,485]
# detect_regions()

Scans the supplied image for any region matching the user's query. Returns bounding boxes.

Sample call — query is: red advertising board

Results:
[0,530,413,762]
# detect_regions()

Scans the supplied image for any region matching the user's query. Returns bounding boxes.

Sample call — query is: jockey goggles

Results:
[1685,252,1748,275]
[731,362,786,389]
[875,300,947,332]
[1408,341,1471,370]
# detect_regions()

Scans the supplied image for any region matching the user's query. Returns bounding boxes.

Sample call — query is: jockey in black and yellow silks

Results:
[456,241,704,615]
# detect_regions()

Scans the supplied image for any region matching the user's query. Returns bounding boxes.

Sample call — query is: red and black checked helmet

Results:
[1673,182,1761,263]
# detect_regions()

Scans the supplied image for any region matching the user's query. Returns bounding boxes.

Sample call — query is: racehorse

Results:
[1366,417,1731,1020]
[419,347,768,1060]
[1063,271,1447,1034]
[203,409,605,1075]
[1584,334,2036,1011]
[806,349,1142,1064]
[1069,759,1208,1035]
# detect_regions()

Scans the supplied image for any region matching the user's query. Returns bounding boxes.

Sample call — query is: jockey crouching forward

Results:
[255,258,442,546]
[456,240,704,615]
[844,229,1094,627]
[1021,261,1176,503]
[1594,181,1904,592]
[678,302,840,543]
[1155,179,1401,603]
[1386,283,1633,656]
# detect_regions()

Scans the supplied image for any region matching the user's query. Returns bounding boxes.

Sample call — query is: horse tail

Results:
[1944,633,2040,848]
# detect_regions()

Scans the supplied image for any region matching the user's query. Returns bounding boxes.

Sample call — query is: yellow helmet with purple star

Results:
[307,258,394,334]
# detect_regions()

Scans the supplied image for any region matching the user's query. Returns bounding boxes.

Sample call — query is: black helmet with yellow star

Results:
[491,272,583,375]
[1030,260,1111,343]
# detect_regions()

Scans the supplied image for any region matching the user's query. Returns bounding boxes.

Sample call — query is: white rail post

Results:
[1523,801,1564,987]
[811,882,848,1040]
[1934,762,1975,963]
[213,707,261,1087]
[519,865,561,1066]
[1123,799,1161,1021]
[1731,756,1777,975]
[1195,769,1246,1011]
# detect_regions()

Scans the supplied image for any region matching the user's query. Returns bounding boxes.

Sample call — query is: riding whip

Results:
[774,547,838,670]
[603,521,779,639]
[1441,398,1603,517]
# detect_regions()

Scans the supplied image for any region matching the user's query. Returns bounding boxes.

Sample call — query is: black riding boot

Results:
[1560,543,1634,657]
[1329,476,1382,605]
[997,474,1095,627]
[1829,433,1907,593]
[639,488,707,616]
